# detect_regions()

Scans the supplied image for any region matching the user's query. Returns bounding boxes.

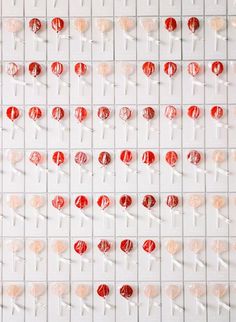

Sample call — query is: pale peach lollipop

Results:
[231,17,236,28]
[52,283,70,316]
[7,239,24,272]
[189,283,205,298]
[212,240,228,271]
[52,240,70,271]
[6,284,23,315]
[144,285,159,316]
[140,18,158,51]
[74,18,91,52]
[5,19,23,50]
[165,284,183,316]
[188,194,204,226]
[118,17,135,50]
[212,195,230,228]
[189,239,205,271]
[212,284,230,314]
[75,284,90,316]
[121,63,135,95]
[7,195,24,226]
[6,149,23,182]
[166,240,182,271]
[209,17,226,52]
[96,19,112,52]
[29,240,44,271]
[97,63,114,96]
[29,283,46,298]
[30,195,45,228]
[212,150,229,182]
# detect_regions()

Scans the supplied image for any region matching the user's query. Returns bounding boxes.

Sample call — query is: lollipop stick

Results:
[53,0,57,7]
[12,33,16,50]
[125,122,128,142]
[147,297,150,316]
[191,78,195,95]
[101,122,105,139]
[191,33,196,52]
[146,121,150,140]
[56,33,60,52]
[102,77,105,96]
[127,301,131,315]
[169,77,173,95]
[101,0,104,6]
[147,77,151,95]
[147,0,151,5]
[13,82,17,97]
[57,77,60,95]
[125,167,128,183]
[192,120,196,140]
[169,34,173,53]
[101,33,105,52]
[214,31,218,52]
[124,34,128,51]
[11,122,15,140]
[124,77,128,95]
[80,0,84,5]
[124,0,127,5]
[34,0,37,6]
[170,0,174,6]
[102,167,106,183]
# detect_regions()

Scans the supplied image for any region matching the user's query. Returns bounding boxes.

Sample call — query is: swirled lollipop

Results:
[142,151,157,184]
[187,62,204,95]
[52,151,67,184]
[211,61,228,94]
[75,151,92,183]
[97,240,113,272]
[164,105,178,140]
[97,284,112,315]
[119,285,137,315]
[142,194,161,226]
[6,62,27,97]
[164,61,177,95]
[165,151,182,183]
[120,239,134,270]
[52,195,68,228]
[51,62,69,95]
[187,17,201,51]
[142,240,157,271]
[6,106,22,140]
[119,106,134,142]
[74,240,90,272]
[164,17,180,53]
[119,194,134,228]
[51,17,69,51]
[142,61,157,95]
[28,106,43,140]
[75,195,89,227]
[98,151,112,183]
[29,18,44,50]
[210,106,228,139]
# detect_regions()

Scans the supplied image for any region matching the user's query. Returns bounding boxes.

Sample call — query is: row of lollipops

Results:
[5,105,229,142]
[6,193,232,229]
[2,281,233,317]
[5,60,229,97]
[4,16,233,53]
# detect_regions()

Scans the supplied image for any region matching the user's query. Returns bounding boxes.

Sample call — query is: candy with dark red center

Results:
[142,107,155,120]
[166,195,179,208]
[164,62,177,77]
[6,62,19,77]
[187,150,201,165]
[75,195,89,209]
[74,151,88,165]
[51,17,64,33]
[97,106,110,120]
[187,106,201,119]
[142,62,155,77]
[119,195,132,208]
[52,107,64,121]
[165,17,177,32]
[29,151,42,165]
[29,18,41,33]
[52,195,65,210]
[74,240,87,255]
[98,151,111,166]
[120,239,133,254]
[51,62,64,77]
[52,151,65,166]
[28,106,42,121]
[6,106,20,121]
[97,240,111,253]
[29,62,42,77]
[75,107,87,123]
[119,107,132,121]
[120,285,133,298]
[187,17,200,33]
[74,62,87,77]
[210,106,224,119]
[142,195,156,209]
[164,105,177,120]
[97,284,110,298]
[120,150,132,165]
[187,62,200,77]
[211,61,224,76]
[97,195,110,210]
[142,240,156,253]
[142,151,155,165]
[165,151,178,167]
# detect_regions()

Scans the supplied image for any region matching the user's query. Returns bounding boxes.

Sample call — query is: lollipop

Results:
[142,194,161,226]
[164,17,180,53]
[28,106,43,139]
[188,284,206,314]
[6,239,24,272]
[166,240,182,271]
[98,151,112,183]
[52,240,70,272]
[29,151,45,183]
[119,106,134,142]
[212,284,230,315]
[164,61,177,95]
[142,240,157,271]
[74,240,89,271]
[121,63,136,95]
[210,106,228,139]
[187,62,204,95]
[212,240,228,271]
[51,17,69,51]
[211,61,228,94]
[29,195,46,228]
[7,194,24,227]
[74,62,88,96]
[51,62,69,95]
[212,150,229,182]
[97,106,113,139]
[52,195,68,228]
[142,151,156,184]
[97,284,112,315]
[120,285,136,315]
[212,195,230,228]
[164,105,178,140]
[6,284,23,315]
[97,195,112,227]
[6,62,27,97]
[75,151,92,183]
[165,285,183,316]
[51,106,66,140]
[140,18,158,51]
[29,18,44,50]
[6,149,23,182]
[165,151,182,183]
[142,106,157,140]
[97,63,114,96]
[6,106,21,140]
[28,62,44,94]
[74,106,92,142]
[29,240,44,271]
[29,283,46,317]
[75,195,89,227]
[187,150,205,182]
[120,239,134,270]
[188,194,204,227]
[189,239,205,272]
[144,285,159,316]
[74,18,92,52]
[120,150,136,182]
[209,17,226,52]
[52,151,66,184]
[118,17,135,50]
[166,195,181,227]
[97,240,113,272]
[75,284,90,316]
[119,194,134,227]
[142,61,157,95]
[96,18,112,52]
[51,283,71,316]
[5,19,22,50]
[187,105,202,140]
[187,17,200,51]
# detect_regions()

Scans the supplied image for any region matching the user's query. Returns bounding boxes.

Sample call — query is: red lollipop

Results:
[97,195,111,210]
[52,107,64,121]
[75,195,88,209]
[165,17,177,32]
[52,151,65,166]
[74,151,88,165]
[75,107,87,123]
[142,107,155,120]
[120,239,133,254]
[164,62,177,77]
[210,106,224,119]
[51,17,64,33]
[142,240,156,253]
[120,150,132,165]
[51,62,64,77]
[97,284,109,298]
[187,62,200,77]
[142,195,156,209]
[74,63,87,77]
[119,195,132,208]
[187,106,201,120]
[142,151,155,165]
[29,18,41,33]
[28,106,42,121]
[187,17,200,33]
[97,106,110,120]
[52,195,65,210]
[187,150,201,165]
[164,105,177,120]
[119,107,132,121]
[74,240,87,255]
[97,240,111,253]
[6,106,20,121]
[165,151,178,167]
[142,62,155,77]
[98,151,111,166]
[120,285,133,299]
[211,61,224,76]
[29,151,42,166]
[29,62,41,77]
[166,195,179,208]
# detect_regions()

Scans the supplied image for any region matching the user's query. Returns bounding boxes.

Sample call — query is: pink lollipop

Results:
[51,282,71,315]
[6,62,26,97]
[118,17,135,50]
[74,151,92,183]
[97,106,112,139]
[75,284,90,316]
[29,195,45,228]
[97,195,112,227]
[74,106,92,142]
[119,106,133,142]
[97,240,113,272]
[5,19,22,50]
[187,62,204,95]
[51,62,68,95]
[144,284,159,316]
[29,151,44,182]
[187,150,201,165]
[52,195,67,228]
[164,105,178,140]
[166,195,181,227]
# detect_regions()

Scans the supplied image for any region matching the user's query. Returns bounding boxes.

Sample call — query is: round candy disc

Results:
[52,107,64,121]
[51,62,64,77]
[120,285,133,299]
[142,151,155,165]
[29,18,41,33]
[142,195,156,209]
[166,195,179,208]
[187,62,200,77]
[120,239,133,254]
[52,151,65,166]
[6,106,20,121]
[52,195,65,210]
[211,61,223,76]
[51,17,64,33]
[74,151,88,165]
[210,106,224,120]
[98,151,111,166]
[143,240,156,253]
[97,106,110,120]
[164,105,177,120]
[119,194,132,208]
[97,240,111,253]
[187,150,201,165]
[75,195,88,209]
[120,150,132,165]
[6,62,19,77]
[165,17,177,32]
[187,17,200,33]
[142,62,155,77]
[142,107,155,120]
[75,106,87,123]
[97,284,109,298]
[165,151,178,167]
[28,106,42,121]
[74,240,87,255]
[29,62,41,77]
[119,107,132,121]
[187,106,201,120]
[97,195,111,210]
[29,151,42,165]
[164,62,177,77]
[74,18,89,33]
[74,62,87,77]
